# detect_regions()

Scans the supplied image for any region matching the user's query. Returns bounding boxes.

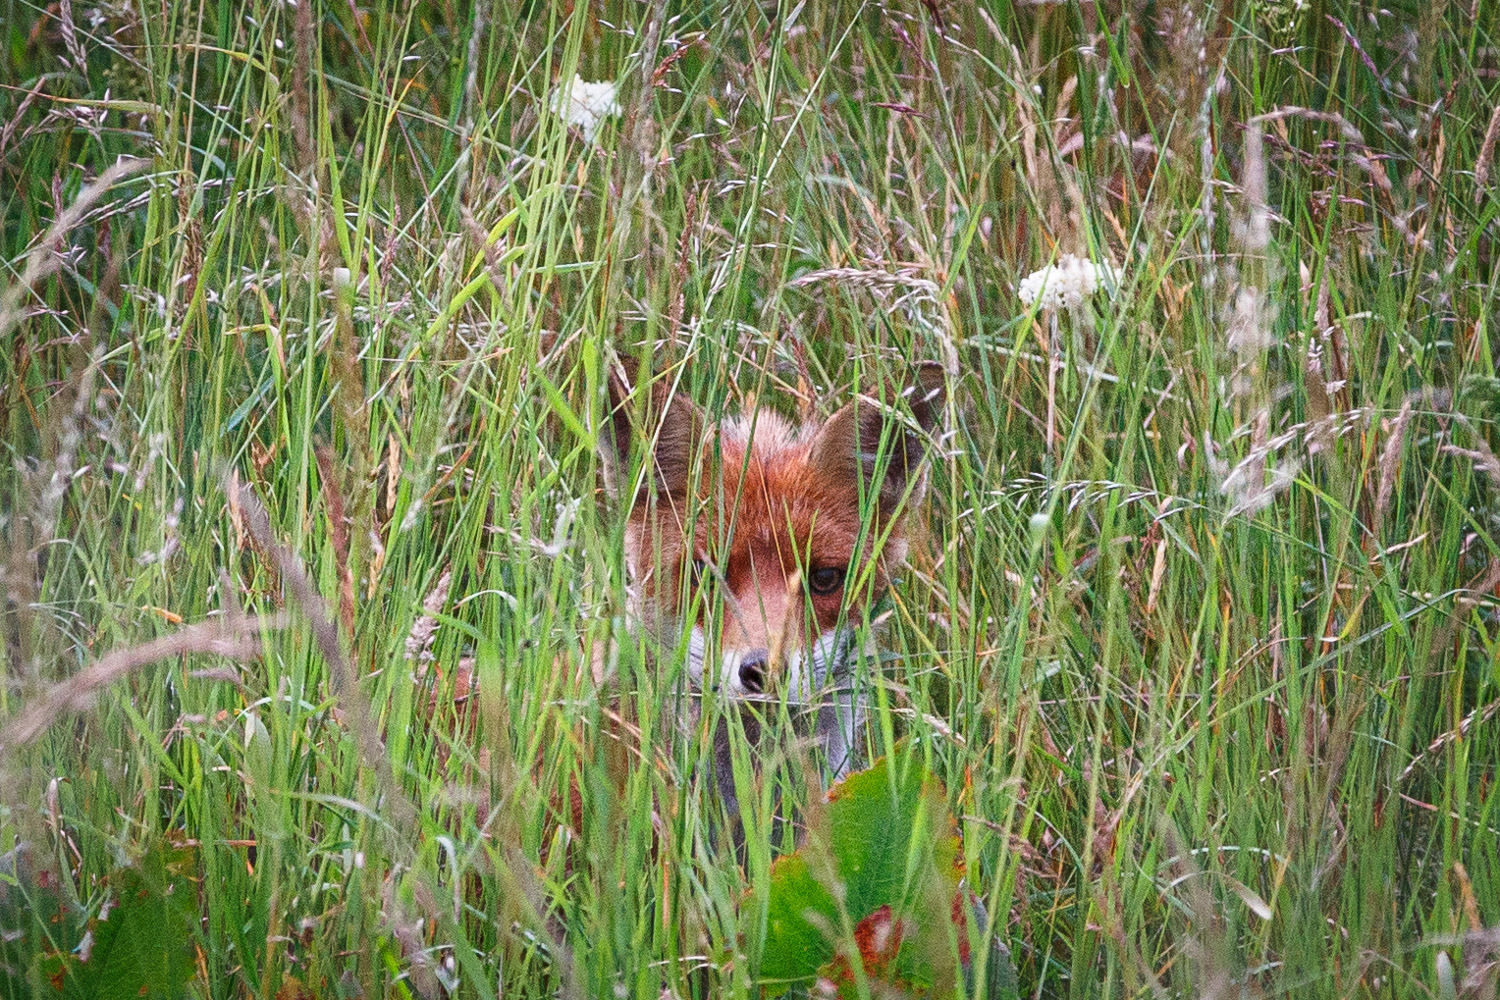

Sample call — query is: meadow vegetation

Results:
[1,0,1498,996]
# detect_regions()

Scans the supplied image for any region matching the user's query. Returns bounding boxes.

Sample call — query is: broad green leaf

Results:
[3,839,197,1000]
[757,749,1008,997]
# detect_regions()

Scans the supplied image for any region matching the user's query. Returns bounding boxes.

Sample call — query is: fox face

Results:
[602,361,946,738]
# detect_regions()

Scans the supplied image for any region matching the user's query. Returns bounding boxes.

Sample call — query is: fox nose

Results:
[737,649,770,694]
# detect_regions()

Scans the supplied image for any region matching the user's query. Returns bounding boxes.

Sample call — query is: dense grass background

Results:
[2,0,1498,996]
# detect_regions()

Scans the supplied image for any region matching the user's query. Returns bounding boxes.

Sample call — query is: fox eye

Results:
[807,565,846,597]
[690,557,709,587]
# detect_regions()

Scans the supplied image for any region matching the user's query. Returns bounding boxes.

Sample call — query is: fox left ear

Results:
[600,354,703,505]
[809,361,947,513]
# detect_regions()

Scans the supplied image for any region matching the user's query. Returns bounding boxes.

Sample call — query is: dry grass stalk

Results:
[289,0,315,174]
[787,266,939,297]
[315,445,358,639]
[405,568,452,665]
[0,613,285,756]
[230,480,431,885]
[1374,395,1417,538]
[0,156,149,342]
[1473,102,1500,202]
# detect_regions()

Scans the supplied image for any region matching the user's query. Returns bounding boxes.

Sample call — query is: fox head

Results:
[601,359,946,703]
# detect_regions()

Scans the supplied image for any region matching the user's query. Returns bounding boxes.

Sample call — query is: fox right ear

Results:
[808,361,947,515]
[601,357,702,503]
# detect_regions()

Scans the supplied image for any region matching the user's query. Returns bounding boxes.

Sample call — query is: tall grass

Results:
[2,0,1497,996]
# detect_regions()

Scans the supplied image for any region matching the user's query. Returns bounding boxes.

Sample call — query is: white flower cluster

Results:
[551,75,620,143]
[1016,254,1119,312]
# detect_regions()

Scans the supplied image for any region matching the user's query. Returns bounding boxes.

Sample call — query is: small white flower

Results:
[1016,253,1119,312]
[551,75,620,143]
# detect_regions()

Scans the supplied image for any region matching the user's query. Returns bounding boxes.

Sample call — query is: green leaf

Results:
[2,839,198,1000]
[823,754,948,921]
[759,853,839,989]
[758,748,999,997]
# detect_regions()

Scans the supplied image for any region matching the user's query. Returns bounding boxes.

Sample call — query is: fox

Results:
[600,357,948,816]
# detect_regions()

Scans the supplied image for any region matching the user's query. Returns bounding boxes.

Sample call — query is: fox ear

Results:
[809,362,946,513]
[601,356,702,503]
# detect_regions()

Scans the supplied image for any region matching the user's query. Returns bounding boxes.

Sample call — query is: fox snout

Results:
[730,648,769,695]
[700,621,843,706]
[712,563,798,691]
[688,563,808,698]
